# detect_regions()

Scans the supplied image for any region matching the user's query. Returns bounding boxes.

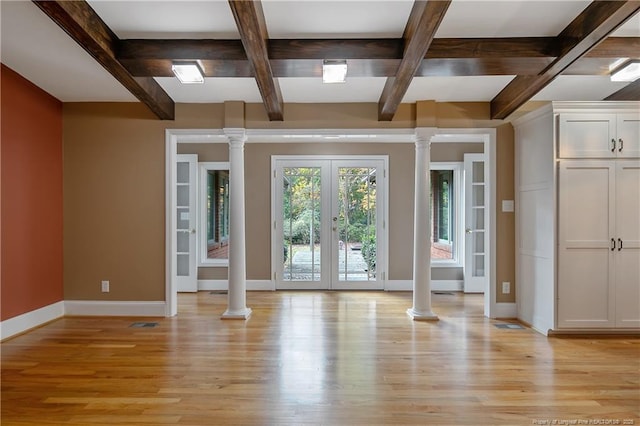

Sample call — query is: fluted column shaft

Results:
[223,129,251,319]
[408,134,438,321]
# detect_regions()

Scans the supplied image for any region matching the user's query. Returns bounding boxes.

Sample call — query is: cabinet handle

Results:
[618,238,623,251]
[611,238,616,251]
[618,138,623,152]
[611,138,616,152]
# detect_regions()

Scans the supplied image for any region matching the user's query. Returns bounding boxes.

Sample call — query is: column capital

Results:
[414,127,437,146]
[224,128,247,146]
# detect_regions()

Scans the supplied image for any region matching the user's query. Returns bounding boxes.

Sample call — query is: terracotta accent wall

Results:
[1,65,63,320]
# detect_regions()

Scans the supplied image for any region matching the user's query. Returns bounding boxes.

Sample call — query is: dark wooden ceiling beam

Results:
[228,0,283,121]
[378,0,452,121]
[116,37,639,78]
[118,39,247,60]
[32,0,174,120]
[117,37,638,61]
[490,1,640,120]
[588,36,640,57]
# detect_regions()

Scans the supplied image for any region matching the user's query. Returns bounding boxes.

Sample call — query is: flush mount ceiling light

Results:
[171,61,204,84]
[322,60,347,84]
[610,59,640,82]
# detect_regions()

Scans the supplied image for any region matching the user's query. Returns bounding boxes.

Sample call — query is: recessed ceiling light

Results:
[172,62,205,84]
[610,59,640,82]
[322,60,347,84]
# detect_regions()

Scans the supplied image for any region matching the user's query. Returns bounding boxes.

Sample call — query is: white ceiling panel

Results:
[154,77,263,103]
[86,0,239,39]
[0,1,136,102]
[436,0,592,37]
[279,77,388,103]
[1,0,636,108]
[612,13,640,36]
[403,76,515,102]
[262,0,414,38]
[531,76,629,101]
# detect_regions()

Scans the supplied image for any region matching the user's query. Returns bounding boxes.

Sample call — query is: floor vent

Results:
[210,291,227,294]
[433,291,454,295]
[494,323,525,329]
[129,322,159,328]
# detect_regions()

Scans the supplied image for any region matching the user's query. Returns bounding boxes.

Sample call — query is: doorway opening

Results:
[272,156,388,290]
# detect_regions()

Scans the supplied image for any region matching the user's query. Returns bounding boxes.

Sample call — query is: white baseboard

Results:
[247,280,275,291]
[433,280,464,292]
[64,301,166,317]
[198,280,228,291]
[0,301,65,341]
[385,280,464,292]
[198,280,275,291]
[385,280,412,291]
[493,302,518,319]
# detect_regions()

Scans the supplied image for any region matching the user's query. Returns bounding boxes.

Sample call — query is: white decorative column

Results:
[222,128,252,319]
[408,129,438,321]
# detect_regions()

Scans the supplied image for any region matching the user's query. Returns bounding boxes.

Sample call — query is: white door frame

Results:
[166,130,228,316]
[166,128,498,319]
[271,155,388,291]
[431,129,499,319]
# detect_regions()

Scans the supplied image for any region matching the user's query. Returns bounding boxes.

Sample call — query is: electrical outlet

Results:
[502,282,511,294]
[101,280,110,293]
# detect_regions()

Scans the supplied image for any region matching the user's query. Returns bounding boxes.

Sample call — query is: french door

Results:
[272,157,386,290]
[463,153,488,293]
[174,154,198,292]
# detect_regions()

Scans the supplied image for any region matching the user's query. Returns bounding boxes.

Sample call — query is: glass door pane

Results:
[336,167,377,282]
[175,154,197,292]
[282,167,323,282]
[464,154,487,293]
[331,160,384,290]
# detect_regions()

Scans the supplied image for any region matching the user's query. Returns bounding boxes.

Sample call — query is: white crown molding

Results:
[166,129,227,144]
[245,128,417,143]
[551,100,640,114]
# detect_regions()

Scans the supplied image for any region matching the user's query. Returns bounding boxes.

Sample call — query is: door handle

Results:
[191,229,196,234]
[611,138,616,152]
[618,138,623,152]
[618,238,623,251]
[466,228,473,234]
[611,238,616,251]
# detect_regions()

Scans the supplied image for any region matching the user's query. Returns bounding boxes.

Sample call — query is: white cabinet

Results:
[514,101,640,334]
[557,161,639,328]
[559,113,640,158]
[617,114,640,158]
[614,162,640,327]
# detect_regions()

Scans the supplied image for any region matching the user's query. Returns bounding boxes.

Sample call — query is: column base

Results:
[221,307,252,320]
[407,307,439,321]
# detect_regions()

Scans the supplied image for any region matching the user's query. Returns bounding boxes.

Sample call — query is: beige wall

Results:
[63,104,224,300]
[63,101,515,303]
[495,124,516,302]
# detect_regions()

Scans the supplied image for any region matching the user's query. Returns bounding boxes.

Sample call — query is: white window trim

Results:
[430,162,463,268]
[199,162,230,267]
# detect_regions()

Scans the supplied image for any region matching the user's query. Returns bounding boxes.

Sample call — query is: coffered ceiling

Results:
[1,0,639,121]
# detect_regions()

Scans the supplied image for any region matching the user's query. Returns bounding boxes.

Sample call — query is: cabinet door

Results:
[558,161,615,328]
[615,161,640,327]
[558,114,617,158]
[616,114,640,158]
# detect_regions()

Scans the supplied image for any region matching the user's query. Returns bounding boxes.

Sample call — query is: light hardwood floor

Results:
[2,291,639,425]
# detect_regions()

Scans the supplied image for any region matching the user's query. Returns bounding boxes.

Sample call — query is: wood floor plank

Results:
[2,291,639,425]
